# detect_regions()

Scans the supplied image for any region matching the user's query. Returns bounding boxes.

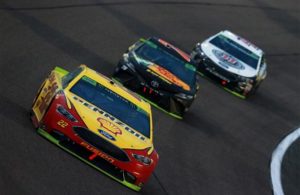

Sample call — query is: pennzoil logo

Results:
[97,117,122,136]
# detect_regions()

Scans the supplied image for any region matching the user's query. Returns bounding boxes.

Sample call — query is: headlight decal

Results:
[132,154,151,165]
[56,105,78,122]
[175,93,194,100]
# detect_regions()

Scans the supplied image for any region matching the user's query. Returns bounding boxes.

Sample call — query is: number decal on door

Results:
[57,120,68,128]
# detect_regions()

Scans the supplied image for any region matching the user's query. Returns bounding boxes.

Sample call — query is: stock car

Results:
[190,30,267,99]
[30,65,159,191]
[113,37,199,119]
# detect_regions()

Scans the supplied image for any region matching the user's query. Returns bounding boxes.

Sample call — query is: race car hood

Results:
[65,92,153,151]
[147,64,191,91]
[201,41,259,78]
[131,52,195,92]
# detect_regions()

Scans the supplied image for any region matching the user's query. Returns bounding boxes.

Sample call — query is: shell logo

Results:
[97,118,122,136]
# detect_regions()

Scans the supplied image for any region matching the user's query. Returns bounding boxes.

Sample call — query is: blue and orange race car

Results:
[30,65,159,191]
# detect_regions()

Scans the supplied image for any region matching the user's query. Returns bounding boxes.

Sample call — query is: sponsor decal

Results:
[98,129,116,141]
[147,69,171,84]
[212,49,245,70]
[82,76,97,86]
[237,36,259,50]
[185,63,196,72]
[144,40,158,49]
[97,117,122,136]
[141,83,159,96]
[150,80,159,88]
[158,39,190,62]
[148,64,190,91]
[36,73,59,114]
[72,96,146,141]
[57,119,68,128]
[80,142,114,163]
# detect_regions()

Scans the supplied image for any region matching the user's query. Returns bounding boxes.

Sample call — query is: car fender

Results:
[32,70,63,122]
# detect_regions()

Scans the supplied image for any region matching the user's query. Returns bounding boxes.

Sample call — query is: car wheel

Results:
[170,99,185,117]
[245,83,260,98]
[191,54,202,68]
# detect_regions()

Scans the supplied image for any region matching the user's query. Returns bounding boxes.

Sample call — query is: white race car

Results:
[191,30,267,98]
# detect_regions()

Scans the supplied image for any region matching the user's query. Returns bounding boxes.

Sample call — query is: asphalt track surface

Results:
[282,137,300,195]
[0,0,299,194]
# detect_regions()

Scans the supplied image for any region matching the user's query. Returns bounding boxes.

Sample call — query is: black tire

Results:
[170,98,185,118]
[191,54,202,69]
[245,83,260,98]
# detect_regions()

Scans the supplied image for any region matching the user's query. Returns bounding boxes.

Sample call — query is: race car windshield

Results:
[134,41,195,86]
[210,35,259,69]
[70,76,150,138]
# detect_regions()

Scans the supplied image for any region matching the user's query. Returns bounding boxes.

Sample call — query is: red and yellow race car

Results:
[30,65,159,191]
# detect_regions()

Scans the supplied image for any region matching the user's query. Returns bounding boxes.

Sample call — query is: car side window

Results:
[62,67,83,89]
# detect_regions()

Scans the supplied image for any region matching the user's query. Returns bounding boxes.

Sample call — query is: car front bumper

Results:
[191,52,255,99]
[113,61,195,119]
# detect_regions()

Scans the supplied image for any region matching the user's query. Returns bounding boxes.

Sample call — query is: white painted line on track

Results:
[271,127,300,195]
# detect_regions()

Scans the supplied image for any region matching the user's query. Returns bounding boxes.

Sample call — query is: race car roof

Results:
[148,37,191,62]
[219,30,264,57]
